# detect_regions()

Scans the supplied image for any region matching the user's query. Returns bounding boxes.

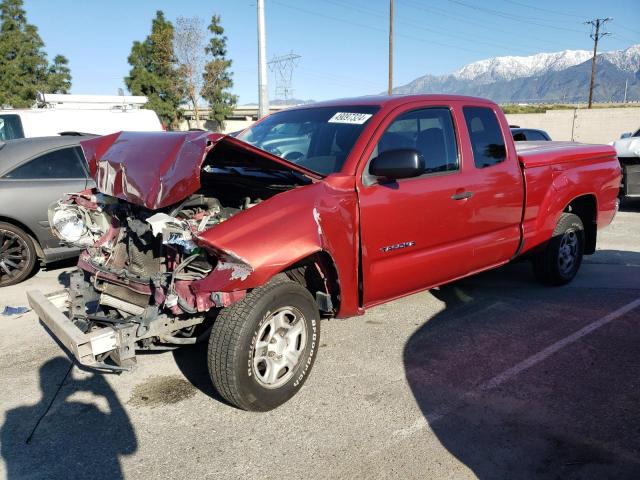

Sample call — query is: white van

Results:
[0,93,164,140]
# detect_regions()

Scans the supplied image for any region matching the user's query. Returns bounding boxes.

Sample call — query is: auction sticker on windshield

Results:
[328,112,373,124]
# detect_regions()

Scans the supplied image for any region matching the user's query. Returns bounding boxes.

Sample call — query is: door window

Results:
[3,147,87,179]
[463,107,507,168]
[368,107,459,179]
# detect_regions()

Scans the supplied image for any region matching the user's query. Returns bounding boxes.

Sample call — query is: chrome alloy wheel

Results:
[0,229,30,285]
[558,228,578,276]
[252,307,307,389]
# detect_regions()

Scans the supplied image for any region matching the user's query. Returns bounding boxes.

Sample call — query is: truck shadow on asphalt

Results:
[170,341,233,407]
[0,357,136,479]
[403,261,640,479]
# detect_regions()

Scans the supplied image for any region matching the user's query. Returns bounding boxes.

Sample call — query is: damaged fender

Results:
[193,174,361,317]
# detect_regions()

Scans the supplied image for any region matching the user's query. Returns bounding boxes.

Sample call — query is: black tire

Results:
[0,222,37,287]
[533,213,584,286]
[207,275,320,411]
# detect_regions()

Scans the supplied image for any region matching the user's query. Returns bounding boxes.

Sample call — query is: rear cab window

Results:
[0,114,25,141]
[463,107,507,168]
[3,146,87,179]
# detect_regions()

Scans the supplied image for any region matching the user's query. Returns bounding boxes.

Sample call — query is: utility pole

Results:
[388,0,394,95]
[623,79,628,103]
[584,17,611,109]
[257,0,269,119]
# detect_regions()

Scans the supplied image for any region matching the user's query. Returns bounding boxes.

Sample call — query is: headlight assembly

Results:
[51,208,86,243]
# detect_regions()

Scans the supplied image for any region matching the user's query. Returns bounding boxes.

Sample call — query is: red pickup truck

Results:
[28,95,621,411]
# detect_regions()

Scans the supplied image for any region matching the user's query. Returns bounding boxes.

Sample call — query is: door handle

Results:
[451,191,474,200]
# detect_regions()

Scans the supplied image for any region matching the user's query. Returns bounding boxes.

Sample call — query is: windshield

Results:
[0,114,25,141]
[238,105,379,175]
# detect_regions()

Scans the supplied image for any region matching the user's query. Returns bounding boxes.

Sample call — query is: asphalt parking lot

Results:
[1,201,639,480]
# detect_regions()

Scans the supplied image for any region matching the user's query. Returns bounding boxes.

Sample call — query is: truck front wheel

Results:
[207,276,320,411]
[533,213,585,286]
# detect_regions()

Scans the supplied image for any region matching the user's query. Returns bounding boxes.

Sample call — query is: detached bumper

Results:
[27,290,123,370]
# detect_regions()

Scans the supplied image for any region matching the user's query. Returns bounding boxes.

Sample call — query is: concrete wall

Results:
[506,107,640,144]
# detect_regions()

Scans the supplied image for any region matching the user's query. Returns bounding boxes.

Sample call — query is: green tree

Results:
[0,0,71,107]
[47,54,71,93]
[201,14,237,129]
[125,10,183,128]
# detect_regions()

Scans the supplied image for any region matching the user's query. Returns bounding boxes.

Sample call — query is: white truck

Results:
[613,128,640,199]
[0,93,163,140]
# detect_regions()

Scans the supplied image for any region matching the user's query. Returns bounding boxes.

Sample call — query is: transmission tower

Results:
[268,52,301,104]
[584,17,612,108]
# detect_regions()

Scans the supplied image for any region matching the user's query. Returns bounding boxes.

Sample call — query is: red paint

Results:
[79,95,621,318]
[80,131,319,210]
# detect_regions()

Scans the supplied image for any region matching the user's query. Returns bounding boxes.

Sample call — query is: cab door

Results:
[357,104,476,307]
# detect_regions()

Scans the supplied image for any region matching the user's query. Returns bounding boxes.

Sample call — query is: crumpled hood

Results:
[80,131,319,210]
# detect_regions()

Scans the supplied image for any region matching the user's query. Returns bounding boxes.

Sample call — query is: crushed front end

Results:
[28,190,256,370]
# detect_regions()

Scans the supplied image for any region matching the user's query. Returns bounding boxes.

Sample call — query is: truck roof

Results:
[285,94,498,110]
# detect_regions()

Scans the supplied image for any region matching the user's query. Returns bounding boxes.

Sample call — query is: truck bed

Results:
[516,141,620,256]
[516,141,617,169]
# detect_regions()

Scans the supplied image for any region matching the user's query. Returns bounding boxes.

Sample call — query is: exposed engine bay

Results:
[48,164,306,368]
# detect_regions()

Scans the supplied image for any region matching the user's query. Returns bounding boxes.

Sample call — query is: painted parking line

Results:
[394,296,640,438]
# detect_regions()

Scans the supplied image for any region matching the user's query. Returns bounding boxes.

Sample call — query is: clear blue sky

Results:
[24,0,640,104]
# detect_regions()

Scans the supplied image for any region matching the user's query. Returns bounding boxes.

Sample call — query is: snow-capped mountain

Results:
[393,44,640,103]
[601,44,640,73]
[452,50,593,84]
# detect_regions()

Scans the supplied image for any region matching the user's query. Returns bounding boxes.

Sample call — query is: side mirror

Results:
[620,132,632,139]
[369,149,425,180]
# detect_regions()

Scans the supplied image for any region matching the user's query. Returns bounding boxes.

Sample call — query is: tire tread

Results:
[208,274,294,410]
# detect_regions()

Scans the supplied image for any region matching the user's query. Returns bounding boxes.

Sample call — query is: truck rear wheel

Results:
[533,213,584,286]
[207,276,320,411]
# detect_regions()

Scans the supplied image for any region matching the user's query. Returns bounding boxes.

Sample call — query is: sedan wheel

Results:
[0,222,37,287]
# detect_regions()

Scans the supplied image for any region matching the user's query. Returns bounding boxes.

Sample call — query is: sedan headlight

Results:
[51,208,86,243]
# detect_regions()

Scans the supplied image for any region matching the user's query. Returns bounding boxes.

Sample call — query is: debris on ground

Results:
[1,305,30,317]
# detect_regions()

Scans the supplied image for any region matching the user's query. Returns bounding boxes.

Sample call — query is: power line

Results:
[325,0,548,53]
[585,17,612,109]
[498,0,583,19]
[399,0,567,50]
[447,0,585,33]
[271,0,487,55]
[616,23,640,36]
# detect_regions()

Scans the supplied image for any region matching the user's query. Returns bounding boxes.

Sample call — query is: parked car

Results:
[0,136,96,286]
[612,128,640,199]
[28,95,620,411]
[510,126,552,141]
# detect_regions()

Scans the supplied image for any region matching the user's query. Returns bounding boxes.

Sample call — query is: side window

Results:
[0,114,25,141]
[525,130,547,141]
[463,107,506,168]
[373,107,459,175]
[512,131,526,142]
[3,146,86,179]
